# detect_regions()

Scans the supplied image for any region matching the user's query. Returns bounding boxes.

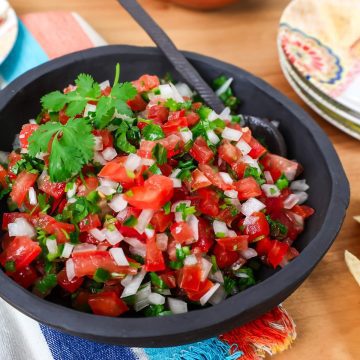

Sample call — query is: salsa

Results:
[0,65,314,317]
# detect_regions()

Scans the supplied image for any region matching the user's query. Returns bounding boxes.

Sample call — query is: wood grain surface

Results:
[10,0,360,358]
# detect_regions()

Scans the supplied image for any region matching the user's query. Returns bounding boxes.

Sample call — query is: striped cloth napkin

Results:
[0,12,297,360]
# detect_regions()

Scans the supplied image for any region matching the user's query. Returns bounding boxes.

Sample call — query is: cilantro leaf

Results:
[28,118,94,182]
[116,131,136,154]
[142,124,165,141]
[94,96,116,129]
[41,91,68,112]
[152,143,167,165]
[75,73,101,98]
[111,82,137,101]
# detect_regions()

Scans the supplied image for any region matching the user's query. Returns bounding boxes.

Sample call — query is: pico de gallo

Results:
[0,65,314,317]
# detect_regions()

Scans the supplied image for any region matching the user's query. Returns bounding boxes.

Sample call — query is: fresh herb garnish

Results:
[266,215,288,238]
[142,124,165,141]
[244,166,266,185]
[152,143,167,165]
[275,174,289,190]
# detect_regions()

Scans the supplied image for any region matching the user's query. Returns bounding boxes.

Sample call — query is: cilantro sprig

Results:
[28,118,94,182]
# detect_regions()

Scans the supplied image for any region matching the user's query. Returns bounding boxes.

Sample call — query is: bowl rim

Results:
[0,45,350,346]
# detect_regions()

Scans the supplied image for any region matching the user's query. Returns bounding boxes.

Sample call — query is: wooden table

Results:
[10,0,360,358]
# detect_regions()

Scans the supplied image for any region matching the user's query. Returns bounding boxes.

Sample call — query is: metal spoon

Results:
[117,0,287,156]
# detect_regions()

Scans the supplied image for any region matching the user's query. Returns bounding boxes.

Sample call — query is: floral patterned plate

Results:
[278,0,360,115]
[0,1,18,66]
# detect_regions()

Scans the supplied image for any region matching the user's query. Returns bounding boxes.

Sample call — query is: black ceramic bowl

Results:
[0,45,349,347]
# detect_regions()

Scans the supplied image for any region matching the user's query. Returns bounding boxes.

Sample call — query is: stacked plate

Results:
[277,0,360,140]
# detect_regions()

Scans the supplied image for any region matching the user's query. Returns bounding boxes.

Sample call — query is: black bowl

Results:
[0,45,349,347]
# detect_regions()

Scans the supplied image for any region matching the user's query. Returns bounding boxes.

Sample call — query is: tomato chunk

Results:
[10,171,38,207]
[213,243,239,269]
[234,177,262,200]
[9,265,38,288]
[98,157,137,187]
[260,153,302,181]
[132,74,160,92]
[38,172,66,199]
[216,235,249,252]
[57,268,84,293]
[191,169,212,190]
[189,137,214,164]
[170,222,194,244]
[19,123,39,149]
[145,236,165,272]
[186,279,214,301]
[179,263,202,292]
[242,212,270,242]
[79,214,102,232]
[2,212,30,230]
[88,291,129,317]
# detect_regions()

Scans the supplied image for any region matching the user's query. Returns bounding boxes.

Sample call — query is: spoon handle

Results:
[117,0,225,113]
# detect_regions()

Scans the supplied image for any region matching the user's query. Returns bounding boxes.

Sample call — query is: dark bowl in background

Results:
[0,45,349,347]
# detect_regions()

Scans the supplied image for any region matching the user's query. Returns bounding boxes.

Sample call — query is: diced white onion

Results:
[209,285,227,305]
[175,212,183,223]
[213,220,228,236]
[61,243,74,258]
[93,151,107,165]
[116,209,128,222]
[121,275,134,287]
[206,130,220,145]
[294,191,308,205]
[170,169,181,179]
[219,107,231,121]
[241,198,266,216]
[156,233,168,251]
[171,178,182,188]
[109,194,128,212]
[8,218,36,238]
[145,227,155,238]
[224,190,238,199]
[184,254,198,266]
[99,80,110,90]
[135,282,151,302]
[66,183,77,199]
[215,77,233,96]
[222,127,242,141]
[46,239,58,255]
[66,259,76,282]
[169,83,184,103]
[148,293,165,305]
[200,283,221,306]
[134,298,150,312]
[29,119,37,125]
[236,140,252,155]
[141,158,155,166]
[100,178,119,189]
[158,83,184,103]
[240,248,258,259]
[124,237,146,257]
[208,110,219,122]
[242,155,260,171]
[28,187,37,205]
[73,244,97,253]
[264,171,274,184]
[125,153,142,172]
[171,200,191,212]
[283,194,299,209]
[97,244,109,251]
[109,248,129,266]
[201,258,213,281]
[134,209,154,234]
[290,179,309,192]
[93,136,103,151]
[209,270,224,284]
[121,268,146,298]
[187,215,199,241]
[219,172,233,184]
[227,230,237,238]
[103,227,124,245]
[261,184,280,198]
[102,147,117,161]
[129,245,146,258]
[84,103,97,117]
[180,128,193,143]
[97,185,116,196]
[227,197,242,211]
[168,298,188,314]
[175,82,193,98]
[88,228,106,241]
[35,152,47,160]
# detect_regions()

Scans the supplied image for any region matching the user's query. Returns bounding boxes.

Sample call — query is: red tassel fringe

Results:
[221,305,296,360]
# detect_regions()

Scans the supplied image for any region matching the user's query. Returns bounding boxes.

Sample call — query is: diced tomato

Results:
[189,137,214,164]
[234,177,261,200]
[98,156,138,188]
[162,117,188,136]
[2,212,30,230]
[38,173,66,199]
[158,134,183,158]
[170,222,194,244]
[191,218,214,253]
[255,237,273,256]
[59,108,70,124]
[168,110,185,122]
[132,74,160,92]
[216,208,235,227]
[216,235,248,252]
[271,210,304,241]
[8,152,22,178]
[267,240,289,268]
[57,268,84,293]
[127,94,147,111]
[145,236,165,272]
[178,263,202,292]
[0,236,41,270]
[291,205,314,219]
[77,176,99,197]
[93,129,114,149]
[198,164,233,191]
[72,251,137,278]
[186,111,200,127]
[260,153,302,182]
[88,291,128,317]
[231,160,248,179]
[191,169,212,190]
[72,290,91,311]
[79,214,101,232]
[159,271,177,288]
[240,127,252,143]
[194,187,220,217]
[137,140,156,159]
[9,265,38,288]
[151,210,173,232]
[218,140,241,165]
[213,243,239,269]
[241,212,270,241]
[186,279,214,301]
[124,175,173,210]
[158,163,173,177]
[101,86,112,96]
[248,137,267,159]
[148,105,169,124]
[10,171,38,207]
[0,164,8,188]
[19,124,39,149]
